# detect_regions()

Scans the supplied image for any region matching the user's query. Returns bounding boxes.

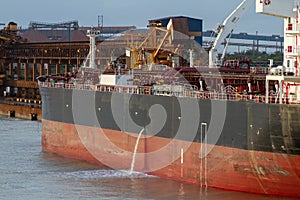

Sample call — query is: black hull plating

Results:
[41,87,300,155]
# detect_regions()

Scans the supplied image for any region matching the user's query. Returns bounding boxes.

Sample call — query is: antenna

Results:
[98,15,103,30]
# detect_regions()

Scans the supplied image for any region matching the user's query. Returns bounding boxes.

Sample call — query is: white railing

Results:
[286,23,300,33]
[250,67,269,74]
[39,82,299,105]
[286,46,300,57]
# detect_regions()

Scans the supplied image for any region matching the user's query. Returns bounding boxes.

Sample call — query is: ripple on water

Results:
[59,169,157,180]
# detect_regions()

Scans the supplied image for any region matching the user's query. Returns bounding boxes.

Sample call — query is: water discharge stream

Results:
[129,128,144,174]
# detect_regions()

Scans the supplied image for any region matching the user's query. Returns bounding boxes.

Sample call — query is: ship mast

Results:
[84,29,101,69]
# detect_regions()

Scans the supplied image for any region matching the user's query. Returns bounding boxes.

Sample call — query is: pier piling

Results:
[8,110,15,118]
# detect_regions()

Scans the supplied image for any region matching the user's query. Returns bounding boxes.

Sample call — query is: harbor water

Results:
[0,116,296,200]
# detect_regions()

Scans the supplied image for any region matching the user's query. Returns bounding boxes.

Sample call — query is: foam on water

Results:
[61,169,157,180]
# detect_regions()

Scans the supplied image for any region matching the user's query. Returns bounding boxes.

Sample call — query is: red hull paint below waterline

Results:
[42,119,300,197]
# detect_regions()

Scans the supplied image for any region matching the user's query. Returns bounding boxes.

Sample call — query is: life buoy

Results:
[264,0,271,5]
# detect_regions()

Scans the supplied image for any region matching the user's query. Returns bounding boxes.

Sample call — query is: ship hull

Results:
[40,87,300,197]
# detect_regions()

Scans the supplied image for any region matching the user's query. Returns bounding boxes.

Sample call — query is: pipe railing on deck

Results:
[39,82,299,105]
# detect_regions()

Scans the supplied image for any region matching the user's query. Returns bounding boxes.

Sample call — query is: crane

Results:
[208,0,254,67]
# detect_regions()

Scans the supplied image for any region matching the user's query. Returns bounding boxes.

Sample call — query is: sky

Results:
[0,0,283,36]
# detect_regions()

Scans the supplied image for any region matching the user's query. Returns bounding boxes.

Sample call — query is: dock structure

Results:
[0,22,136,104]
[203,30,284,52]
[0,21,139,120]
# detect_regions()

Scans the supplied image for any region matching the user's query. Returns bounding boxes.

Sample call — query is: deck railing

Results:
[39,82,300,105]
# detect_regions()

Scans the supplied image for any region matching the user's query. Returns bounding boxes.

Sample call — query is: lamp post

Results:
[275,36,279,52]
[76,49,80,71]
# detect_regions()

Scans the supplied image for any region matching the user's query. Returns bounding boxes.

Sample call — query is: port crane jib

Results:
[209,0,254,67]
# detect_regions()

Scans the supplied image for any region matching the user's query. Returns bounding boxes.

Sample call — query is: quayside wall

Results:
[0,102,41,120]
